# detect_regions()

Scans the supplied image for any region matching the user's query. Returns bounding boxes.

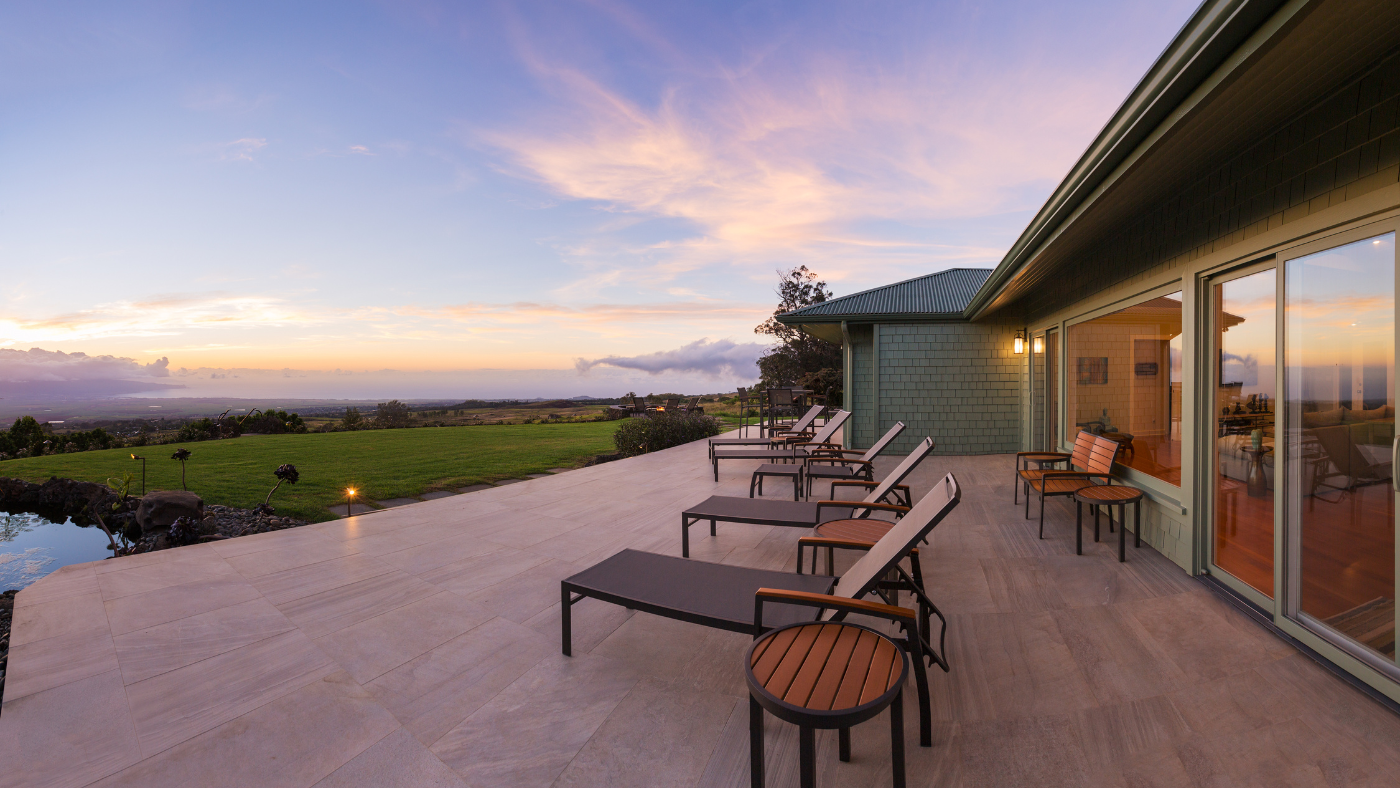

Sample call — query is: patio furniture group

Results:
[560,472,962,753]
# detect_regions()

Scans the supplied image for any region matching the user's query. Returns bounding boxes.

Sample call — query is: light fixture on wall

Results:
[1033,335,1044,354]
[1013,329,1026,354]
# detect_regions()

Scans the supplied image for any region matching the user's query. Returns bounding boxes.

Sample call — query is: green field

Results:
[0,423,619,522]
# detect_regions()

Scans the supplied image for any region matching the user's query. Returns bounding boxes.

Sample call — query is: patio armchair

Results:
[1024,433,1122,539]
[1012,431,1095,504]
[804,421,907,498]
[762,388,799,436]
[687,437,932,555]
[560,472,964,749]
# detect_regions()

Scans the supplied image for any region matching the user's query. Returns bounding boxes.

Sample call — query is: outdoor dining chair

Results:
[560,472,963,750]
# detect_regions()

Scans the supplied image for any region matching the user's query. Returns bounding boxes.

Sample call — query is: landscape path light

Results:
[130,454,146,495]
[345,487,357,517]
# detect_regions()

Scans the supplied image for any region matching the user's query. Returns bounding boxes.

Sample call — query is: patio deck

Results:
[2,437,1399,787]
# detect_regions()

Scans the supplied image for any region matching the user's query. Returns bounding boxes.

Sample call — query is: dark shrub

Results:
[374,400,412,428]
[613,412,721,458]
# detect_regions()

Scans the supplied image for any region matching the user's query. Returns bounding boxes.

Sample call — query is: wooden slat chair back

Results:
[1025,433,1123,540]
[1015,430,1094,504]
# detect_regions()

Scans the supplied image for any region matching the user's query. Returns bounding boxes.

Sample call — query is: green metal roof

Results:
[777,268,992,324]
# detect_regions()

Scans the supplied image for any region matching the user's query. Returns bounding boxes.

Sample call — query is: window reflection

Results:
[1286,232,1395,663]
[1213,269,1276,597]
[1067,293,1183,484]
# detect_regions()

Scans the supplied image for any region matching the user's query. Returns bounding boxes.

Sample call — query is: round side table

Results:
[746,621,909,788]
[1073,484,1145,562]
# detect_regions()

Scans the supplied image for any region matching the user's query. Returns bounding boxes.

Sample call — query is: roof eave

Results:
[962,0,1304,321]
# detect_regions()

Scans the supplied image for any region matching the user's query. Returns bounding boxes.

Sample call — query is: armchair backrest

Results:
[632,396,647,412]
[768,388,795,407]
[1087,435,1122,475]
[1068,430,1096,471]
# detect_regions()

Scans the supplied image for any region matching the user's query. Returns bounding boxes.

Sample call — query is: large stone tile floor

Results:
[2,437,1400,787]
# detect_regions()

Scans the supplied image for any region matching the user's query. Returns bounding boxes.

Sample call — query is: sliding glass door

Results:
[1209,266,1277,601]
[1283,230,1397,673]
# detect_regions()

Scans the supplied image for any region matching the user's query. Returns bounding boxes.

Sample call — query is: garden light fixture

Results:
[130,454,146,495]
[345,487,357,517]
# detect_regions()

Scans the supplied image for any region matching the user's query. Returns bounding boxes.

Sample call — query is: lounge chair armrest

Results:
[816,500,909,516]
[1016,451,1069,459]
[753,588,915,634]
[806,457,872,468]
[830,479,901,489]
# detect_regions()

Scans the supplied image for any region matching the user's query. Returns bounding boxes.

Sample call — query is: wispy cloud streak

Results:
[575,338,761,378]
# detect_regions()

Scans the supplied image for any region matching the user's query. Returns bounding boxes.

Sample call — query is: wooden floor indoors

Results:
[3,435,1400,787]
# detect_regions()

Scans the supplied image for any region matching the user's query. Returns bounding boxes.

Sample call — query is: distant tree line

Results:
[0,416,117,460]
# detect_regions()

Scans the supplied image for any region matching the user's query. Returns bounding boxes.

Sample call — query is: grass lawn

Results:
[0,422,619,522]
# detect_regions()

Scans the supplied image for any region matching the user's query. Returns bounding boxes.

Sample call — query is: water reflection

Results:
[0,513,112,591]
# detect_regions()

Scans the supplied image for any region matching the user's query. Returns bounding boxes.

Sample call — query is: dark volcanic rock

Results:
[0,477,117,526]
[135,491,204,534]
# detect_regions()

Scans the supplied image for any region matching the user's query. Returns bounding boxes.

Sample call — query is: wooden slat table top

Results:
[1074,484,1145,503]
[813,518,895,545]
[749,623,902,712]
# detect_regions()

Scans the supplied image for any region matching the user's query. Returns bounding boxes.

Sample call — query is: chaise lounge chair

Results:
[710,411,851,482]
[685,437,933,556]
[802,421,907,499]
[560,472,962,747]
[708,403,824,459]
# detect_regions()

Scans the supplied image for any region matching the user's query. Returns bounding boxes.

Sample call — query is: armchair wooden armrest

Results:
[1016,451,1069,459]
[1040,472,1112,484]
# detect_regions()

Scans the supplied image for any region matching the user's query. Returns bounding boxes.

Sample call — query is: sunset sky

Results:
[1,0,1201,399]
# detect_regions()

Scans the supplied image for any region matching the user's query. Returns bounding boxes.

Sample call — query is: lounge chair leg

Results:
[682,515,691,558]
[561,585,572,657]
[750,474,757,498]
[710,518,717,537]
[798,726,816,788]
[911,643,932,747]
[839,726,850,761]
[714,458,719,482]
[749,696,765,788]
[891,691,907,788]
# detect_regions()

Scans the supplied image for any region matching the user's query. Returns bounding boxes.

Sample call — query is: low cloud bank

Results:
[0,348,180,399]
[0,348,170,381]
[574,339,763,378]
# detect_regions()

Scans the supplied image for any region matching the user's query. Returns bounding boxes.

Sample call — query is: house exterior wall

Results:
[1022,50,1400,578]
[1025,52,1400,328]
[847,325,876,449]
[877,321,1022,455]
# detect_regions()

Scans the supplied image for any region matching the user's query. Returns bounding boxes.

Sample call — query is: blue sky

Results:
[0,0,1200,399]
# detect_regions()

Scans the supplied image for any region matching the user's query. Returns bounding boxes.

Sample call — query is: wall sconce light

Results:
[1013,329,1025,355]
[1033,335,1044,354]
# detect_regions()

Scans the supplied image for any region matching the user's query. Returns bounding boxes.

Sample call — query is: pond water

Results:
[0,512,113,591]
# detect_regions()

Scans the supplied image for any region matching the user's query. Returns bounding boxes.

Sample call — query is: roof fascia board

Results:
[963,0,1306,321]
[775,313,967,326]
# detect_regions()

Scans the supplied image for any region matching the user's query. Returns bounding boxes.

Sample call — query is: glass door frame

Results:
[1029,326,1064,452]
[1277,216,1400,685]
[1199,258,1280,612]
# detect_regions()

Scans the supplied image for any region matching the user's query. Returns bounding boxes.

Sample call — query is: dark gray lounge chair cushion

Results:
[564,549,834,632]
[683,495,854,527]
